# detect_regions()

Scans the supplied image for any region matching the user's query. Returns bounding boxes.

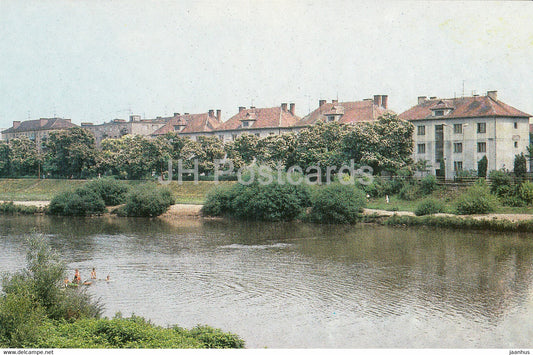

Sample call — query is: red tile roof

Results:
[2,118,77,134]
[399,95,531,121]
[151,113,221,136]
[216,106,300,131]
[295,100,393,127]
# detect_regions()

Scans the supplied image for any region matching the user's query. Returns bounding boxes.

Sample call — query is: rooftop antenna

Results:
[462,80,465,98]
[27,111,30,120]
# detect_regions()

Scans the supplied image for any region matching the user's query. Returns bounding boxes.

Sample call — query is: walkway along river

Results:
[1,215,533,348]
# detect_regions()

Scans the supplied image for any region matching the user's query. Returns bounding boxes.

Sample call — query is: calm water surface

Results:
[1,215,533,348]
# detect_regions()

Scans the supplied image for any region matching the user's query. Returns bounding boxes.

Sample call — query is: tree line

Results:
[0,113,414,180]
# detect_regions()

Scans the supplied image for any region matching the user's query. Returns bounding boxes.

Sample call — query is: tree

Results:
[43,127,98,178]
[341,113,414,174]
[0,142,10,177]
[514,153,527,178]
[8,136,41,177]
[477,155,488,178]
[225,133,259,167]
[196,136,225,175]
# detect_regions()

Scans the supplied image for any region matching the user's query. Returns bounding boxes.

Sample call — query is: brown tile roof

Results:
[399,95,531,121]
[295,100,393,127]
[151,113,221,136]
[216,106,301,131]
[2,118,77,134]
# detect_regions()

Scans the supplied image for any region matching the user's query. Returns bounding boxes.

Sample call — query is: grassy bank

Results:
[0,178,234,204]
[366,214,533,233]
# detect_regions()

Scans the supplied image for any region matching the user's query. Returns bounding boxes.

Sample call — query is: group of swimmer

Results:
[65,267,110,286]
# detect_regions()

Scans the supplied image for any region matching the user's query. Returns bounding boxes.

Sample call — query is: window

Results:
[232,134,238,141]
[514,141,518,148]
[417,144,426,154]
[454,161,463,172]
[454,143,463,153]
[477,142,486,153]
[417,125,426,136]
[453,124,462,134]
[434,110,444,117]
[477,122,486,133]
[514,122,518,129]
[242,121,249,127]
[218,135,224,141]
[255,133,260,137]
[327,115,336,122]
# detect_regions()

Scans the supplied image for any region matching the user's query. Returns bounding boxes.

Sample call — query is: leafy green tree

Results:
[255,133,298,169]
[196,136,225,175]
[342,113,414,174]
[514,153,527,178]
[477,155,488,178]
[293,122,350,171]
[8,136,41,177]
[43,127,98,178]
[0,142,10,177]
[227,133,259,165]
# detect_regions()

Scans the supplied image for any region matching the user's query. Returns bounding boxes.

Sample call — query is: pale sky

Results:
[1,0,532,128]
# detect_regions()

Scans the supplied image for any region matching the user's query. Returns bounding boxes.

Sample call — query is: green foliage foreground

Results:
[0,236,245,349]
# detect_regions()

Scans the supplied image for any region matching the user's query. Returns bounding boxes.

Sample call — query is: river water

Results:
[1,215,532,348]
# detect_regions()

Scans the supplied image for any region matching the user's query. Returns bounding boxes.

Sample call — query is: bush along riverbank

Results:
[0,236,245,349]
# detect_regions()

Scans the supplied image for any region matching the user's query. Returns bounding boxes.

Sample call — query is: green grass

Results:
[0,178,235,205]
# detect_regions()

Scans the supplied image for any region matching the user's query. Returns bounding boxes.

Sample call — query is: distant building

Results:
[151,110,222,140]
[399,91,531,179]
[1,118,77,147]
[294,95,393,129]
[214,103,300,142]
[81,115,169,147]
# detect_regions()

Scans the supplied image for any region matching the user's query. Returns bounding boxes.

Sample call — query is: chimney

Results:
[208,109,214,117]
[417,96,427,104]
[216,109,221,121]
[319,99,326,107]
[281,103,288,111]
[289,103,295,115]
[381,95,388,109]
[332,99,338,104]
[239,106,245,113]
[173,113,180,117]
[487,90,498,101]
[373,95,382,107]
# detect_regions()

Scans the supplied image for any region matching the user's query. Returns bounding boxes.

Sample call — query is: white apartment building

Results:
[399,91,531,179]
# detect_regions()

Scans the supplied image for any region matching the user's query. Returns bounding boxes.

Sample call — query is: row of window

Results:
[418,141,520,154]
[417,121,519,136]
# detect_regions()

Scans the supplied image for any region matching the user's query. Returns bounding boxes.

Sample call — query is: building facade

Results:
[398,91,531,179]
[151,110,222,140]
[294,95,393,130]
[1,118,78,147]
[81,115,169,146]
[213,103,301,142]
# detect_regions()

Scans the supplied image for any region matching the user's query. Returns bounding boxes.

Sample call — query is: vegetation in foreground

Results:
[0,236,245,349]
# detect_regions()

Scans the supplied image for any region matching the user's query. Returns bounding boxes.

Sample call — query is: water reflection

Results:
[1,215,533,348]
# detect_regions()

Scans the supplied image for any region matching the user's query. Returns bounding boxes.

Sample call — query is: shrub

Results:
[419,175,438,195]
[365,177,401,197]
[519,181,533,205]
[415,198,445,216]
[489,170,512,196]
[201,184,237,217]
[185,325,245,349]
[0,202,40,215]
[514,153,527,178]
[398,183,419,201]
[477,156,488,178]
[455,181,498,215]
[48,187,105,216]
[307,183,367,224]
[0,236,103,347]
[230,181,311,222]
[85,178,130,206]
[122,184,174,217]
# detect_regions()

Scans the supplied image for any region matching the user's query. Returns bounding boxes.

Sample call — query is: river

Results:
[1,215,532,348]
